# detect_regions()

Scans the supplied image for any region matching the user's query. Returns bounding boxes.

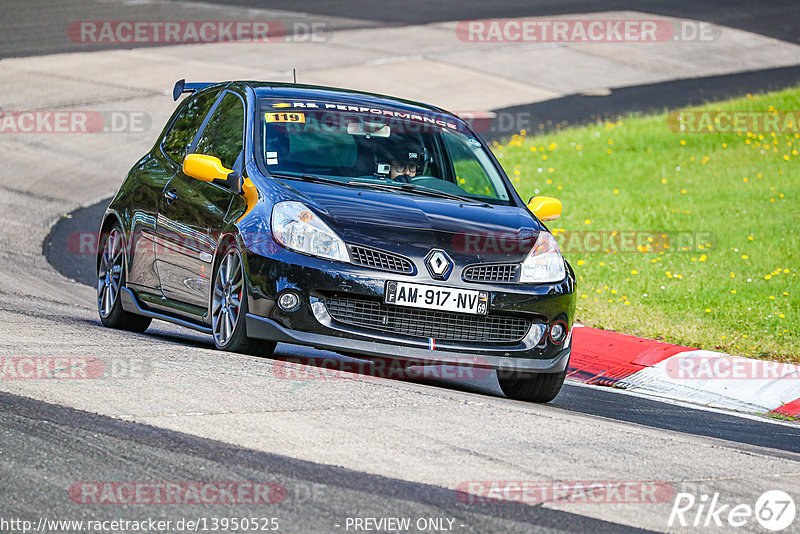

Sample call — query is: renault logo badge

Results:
[425,249,453,280]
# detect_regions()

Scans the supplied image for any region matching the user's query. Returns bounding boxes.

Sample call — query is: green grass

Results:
[495,86,800,363]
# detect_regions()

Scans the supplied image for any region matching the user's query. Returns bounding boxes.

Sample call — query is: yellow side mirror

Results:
[527,196,562,222]
[182,154,233,183]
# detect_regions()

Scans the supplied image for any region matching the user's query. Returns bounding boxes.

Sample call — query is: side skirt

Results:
[120,287,212,334]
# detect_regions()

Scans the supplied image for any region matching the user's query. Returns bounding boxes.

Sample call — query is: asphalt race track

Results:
[43,197,800,456]
[3,1,800,532]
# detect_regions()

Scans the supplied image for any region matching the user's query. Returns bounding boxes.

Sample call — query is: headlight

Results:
[519,232,566,283]
[271,201,349,262]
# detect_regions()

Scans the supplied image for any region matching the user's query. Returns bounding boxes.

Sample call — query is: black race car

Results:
[97,80,576,402]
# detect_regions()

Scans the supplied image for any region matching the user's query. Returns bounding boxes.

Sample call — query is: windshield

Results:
[258,99,513,205]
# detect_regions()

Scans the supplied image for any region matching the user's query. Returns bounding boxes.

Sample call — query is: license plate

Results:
[384,281,488,315]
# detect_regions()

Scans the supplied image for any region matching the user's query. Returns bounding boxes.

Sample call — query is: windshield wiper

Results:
[269,172,346,187]
[271,173,493,207]
[351,181,492,207]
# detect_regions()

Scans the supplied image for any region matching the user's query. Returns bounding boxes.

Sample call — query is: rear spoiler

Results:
[172,79,216,101]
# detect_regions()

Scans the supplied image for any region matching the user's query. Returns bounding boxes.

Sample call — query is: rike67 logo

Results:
[669,490,796,531]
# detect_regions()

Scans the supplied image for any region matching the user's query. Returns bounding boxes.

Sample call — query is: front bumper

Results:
[245,313,571,372]
[243,243,576,372]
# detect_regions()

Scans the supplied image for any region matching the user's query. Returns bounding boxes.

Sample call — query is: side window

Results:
[161,89,220,163]
[441,130,506,200]
[194,93,245,170]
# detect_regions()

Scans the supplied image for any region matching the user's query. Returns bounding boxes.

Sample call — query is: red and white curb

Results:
[568,325,800,418]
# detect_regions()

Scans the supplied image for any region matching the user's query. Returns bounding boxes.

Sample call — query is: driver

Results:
[389,151,421,181]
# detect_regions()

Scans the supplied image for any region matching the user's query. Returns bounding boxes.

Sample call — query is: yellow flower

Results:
[747,235,753,240]
[705,308,711,313]
[731,289,737,294]
[548,142,557,151]
[584,219,591,225]
[661,178,667,184]
[681,189,687,194]
[741,255,748,260]
[614,189,619,194]
[779,314,786,318]
[577,260,585,266]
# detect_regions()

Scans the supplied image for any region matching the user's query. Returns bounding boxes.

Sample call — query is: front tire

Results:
[211,244,276,357]
[97,225,152,333]
[497,370,567,403]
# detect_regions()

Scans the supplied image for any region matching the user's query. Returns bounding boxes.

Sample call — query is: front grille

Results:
[349,245,414,274]
[463,263,519,283]
[325,296,530,343]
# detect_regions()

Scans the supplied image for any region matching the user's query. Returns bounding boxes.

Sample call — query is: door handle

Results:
[164,190,178,205]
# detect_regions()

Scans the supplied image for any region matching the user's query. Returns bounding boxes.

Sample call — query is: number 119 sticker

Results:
[265,112,305,123]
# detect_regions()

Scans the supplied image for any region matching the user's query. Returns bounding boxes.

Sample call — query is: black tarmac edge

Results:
[0,390,649,533]
[477,65,800,142]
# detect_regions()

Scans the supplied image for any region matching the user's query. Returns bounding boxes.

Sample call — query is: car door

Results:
[125,88,220,292]
[154,91,246,310]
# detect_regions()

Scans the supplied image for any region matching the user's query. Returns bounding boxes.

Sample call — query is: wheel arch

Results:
[97,211,125,272]
[208,231,246,313]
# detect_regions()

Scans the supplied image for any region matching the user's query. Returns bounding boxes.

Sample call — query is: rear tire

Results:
[211,243,276,357]
[97,224,152,333]
[497,370,566,403]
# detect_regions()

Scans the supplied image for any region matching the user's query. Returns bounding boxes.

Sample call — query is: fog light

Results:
[549,321,568,344]
[277,291,301,312]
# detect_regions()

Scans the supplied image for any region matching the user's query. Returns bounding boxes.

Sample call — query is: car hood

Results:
[281,180,540,263]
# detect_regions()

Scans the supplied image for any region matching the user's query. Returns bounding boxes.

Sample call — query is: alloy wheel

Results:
[212,249,244,346]
[97,228,124,318]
